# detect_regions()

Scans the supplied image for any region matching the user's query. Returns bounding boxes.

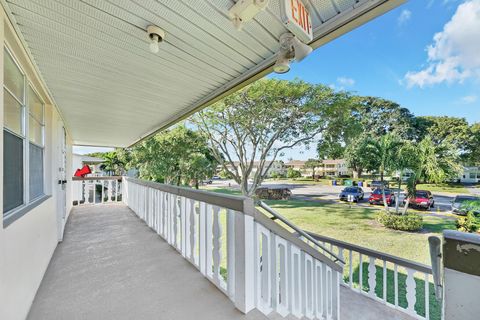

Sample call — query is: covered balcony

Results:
[29,177,415,320]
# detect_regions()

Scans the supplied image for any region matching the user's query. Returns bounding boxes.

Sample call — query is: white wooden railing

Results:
[306,232,440,320]
[72,176,122,206]
[123,177,343,320]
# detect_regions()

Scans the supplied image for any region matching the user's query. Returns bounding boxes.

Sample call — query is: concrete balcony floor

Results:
[28,204,413,320]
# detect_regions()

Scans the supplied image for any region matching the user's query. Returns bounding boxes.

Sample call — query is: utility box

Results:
[443,230,480,320]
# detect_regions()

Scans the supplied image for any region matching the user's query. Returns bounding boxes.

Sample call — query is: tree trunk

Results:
[403,198,410,215]
[381,184,389,212]
[380,171,389,211]
[312,168,315,180]
[353,170,359,179]
[194,179,199,189]
[395,174,402,214]
[240,176,250,196]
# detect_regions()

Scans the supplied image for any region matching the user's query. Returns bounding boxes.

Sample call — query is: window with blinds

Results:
[3,47,45,220]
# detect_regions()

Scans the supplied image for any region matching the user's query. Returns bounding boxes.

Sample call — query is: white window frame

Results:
[3,45,47,226]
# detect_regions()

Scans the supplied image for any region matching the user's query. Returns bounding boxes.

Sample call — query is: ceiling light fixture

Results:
[147,25,165,54]
[228,0,270,31]
[273,33,313,74]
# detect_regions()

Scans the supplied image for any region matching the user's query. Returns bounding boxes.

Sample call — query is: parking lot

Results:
[205,179,462,214]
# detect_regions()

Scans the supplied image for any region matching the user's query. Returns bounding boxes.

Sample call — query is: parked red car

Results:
[369,188,396,206]
[403,190,435,210]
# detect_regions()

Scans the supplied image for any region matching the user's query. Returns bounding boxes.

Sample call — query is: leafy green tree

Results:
[344,137,371,179]
[317,95,415,161]
[351,96,415,139]
[463,123,480,165]
[287,168,302,179]
[129,126,216,188]
[413,116,470,149]
[191,79,346,196]
[304,158,322,179]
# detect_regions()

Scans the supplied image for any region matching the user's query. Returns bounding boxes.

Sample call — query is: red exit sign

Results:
[281,0,313,43]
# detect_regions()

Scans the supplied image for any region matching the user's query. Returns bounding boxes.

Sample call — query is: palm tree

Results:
[363,133,403,211]
[392,142,416,214]
[100,152,123,176]
[402,136,461,214]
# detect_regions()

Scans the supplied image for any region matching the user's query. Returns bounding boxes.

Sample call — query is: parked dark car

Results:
[403,190,434,210]
[339,187,364,202]
[368,188,396,206]
[370,180,389,190]
[451,195,480,215]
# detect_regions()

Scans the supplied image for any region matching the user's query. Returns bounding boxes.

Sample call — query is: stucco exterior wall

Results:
[0,7,73,320]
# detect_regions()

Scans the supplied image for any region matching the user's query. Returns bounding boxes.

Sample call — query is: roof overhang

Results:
[2,0,405,148]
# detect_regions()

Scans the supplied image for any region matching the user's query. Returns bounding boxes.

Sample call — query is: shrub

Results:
[456,212,479,233]
[286,168,302,179]
[255,187,292,200]
[377,211,423,231]
[270,171,286,179]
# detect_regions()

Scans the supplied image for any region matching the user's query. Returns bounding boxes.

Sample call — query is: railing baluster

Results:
[359,253,363,293]
[368,257,376,298]
[424,273,430,320]
[115,180,118,202]
[175,195,180,249]
[304,253,314,319]
[181,197,187,256]
[349,250,353,288]
[199,202,206,275]
[169,194,175,245]
[227,209,235,298]
[290,245,302,318]
[83,181,89,204]
[190,200,197,265]
[383,260,387,302]
[107,180,113,202]
[212,206,222,285]
[394,264,399,307]
[206,204,213,278]
[101,180,105,203]
[314,260,323,320]
[406,268,417,315]
[255,224,272,315]
[275,238,289,317]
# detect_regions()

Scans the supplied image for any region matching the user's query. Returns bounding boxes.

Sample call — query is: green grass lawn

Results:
[415,183,470,194]
[263,199,455,264]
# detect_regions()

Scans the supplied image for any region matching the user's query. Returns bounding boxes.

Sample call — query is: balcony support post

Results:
[233,197,256,314]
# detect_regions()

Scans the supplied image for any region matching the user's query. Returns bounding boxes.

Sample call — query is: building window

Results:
[3,48,45,219]
[469,173,476,179]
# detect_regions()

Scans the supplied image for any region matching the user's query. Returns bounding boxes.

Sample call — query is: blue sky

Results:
[75,0,480,158]
[272,0,480,123]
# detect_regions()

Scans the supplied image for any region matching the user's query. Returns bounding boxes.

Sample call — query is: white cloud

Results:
[461,95,478,104]
[397,9,412,25]
[404,0,480,88]
[337,77,355,86]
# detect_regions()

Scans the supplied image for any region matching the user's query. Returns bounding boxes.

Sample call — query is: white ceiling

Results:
[3,0,404,147]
